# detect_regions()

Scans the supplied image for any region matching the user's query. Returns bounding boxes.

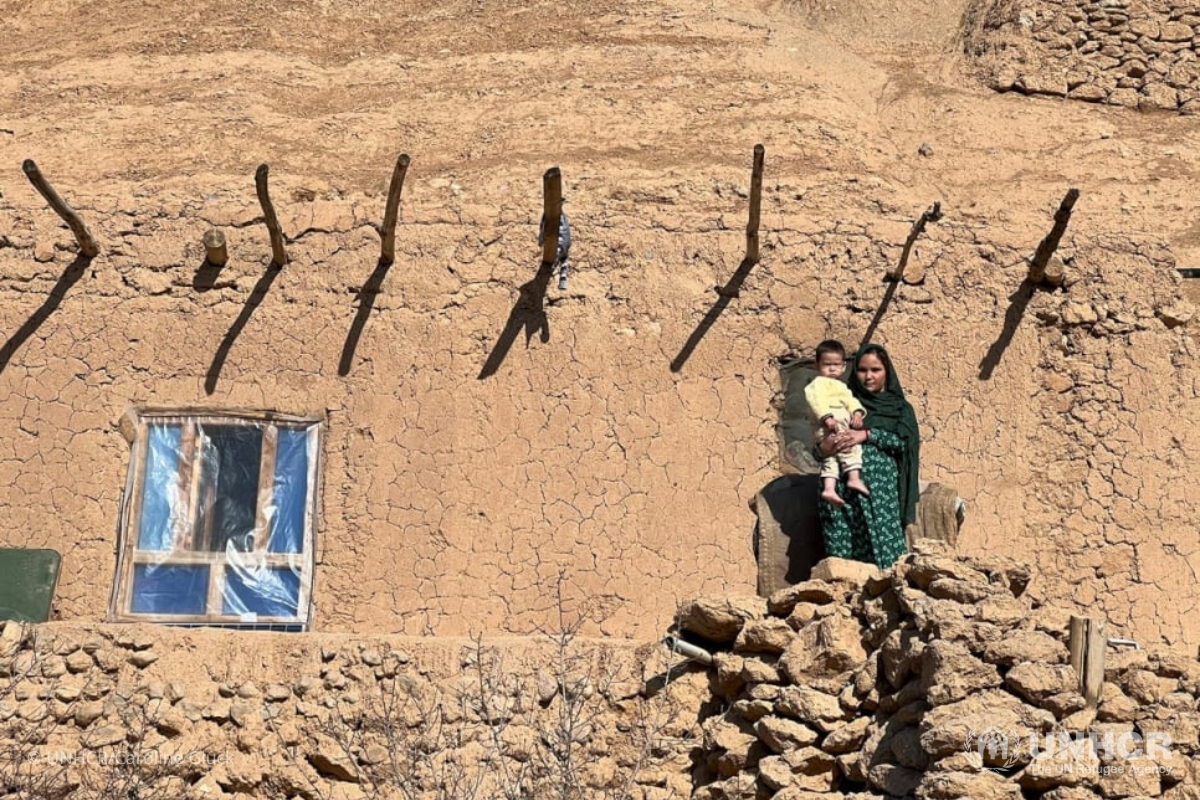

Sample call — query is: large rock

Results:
[920,690,1055,763]
[757,755,796,791]
[905,555,989,591]
[822,716,871,754]
[810,557,882,585]
[775,685,845,728]
[881,627,924,689]
[921,640,1002,706]
[768,580,838,616]
[1005,662,1077,705]
[778,609,867,686]
[869,763,923,796]
[781,746,837,791]
[755,715,819,753]
[916,769,1024,799]
[981,630,1068,666]
[734,618,795,654]
[1016,732,1100,791]
[676,596,766,643]
[890,725,930,769]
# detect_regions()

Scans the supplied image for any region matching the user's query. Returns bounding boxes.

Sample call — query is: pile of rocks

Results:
[963,0,1200,112]
[676,552,1200,799]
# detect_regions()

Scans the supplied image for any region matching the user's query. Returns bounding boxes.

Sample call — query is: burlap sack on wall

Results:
[753,480,964,597]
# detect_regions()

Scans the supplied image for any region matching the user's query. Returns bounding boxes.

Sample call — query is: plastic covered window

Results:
[110,410,321,629]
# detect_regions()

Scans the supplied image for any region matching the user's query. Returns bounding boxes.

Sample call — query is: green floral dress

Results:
[816,428,908,569]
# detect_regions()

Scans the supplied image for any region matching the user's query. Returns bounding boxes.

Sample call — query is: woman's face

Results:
[857,352,888,393]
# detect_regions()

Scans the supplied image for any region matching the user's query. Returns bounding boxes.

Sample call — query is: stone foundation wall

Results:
[677,551,1200,799]
[0,622,707,800]
[962,0,1200,111]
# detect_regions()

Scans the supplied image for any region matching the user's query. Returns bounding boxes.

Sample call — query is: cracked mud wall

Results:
[0,173,1197,645]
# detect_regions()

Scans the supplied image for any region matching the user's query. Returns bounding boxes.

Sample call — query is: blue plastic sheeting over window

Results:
[223,567,300,618]
[269,428,309,554]
[131,564,210,615]
[138,424,182,551]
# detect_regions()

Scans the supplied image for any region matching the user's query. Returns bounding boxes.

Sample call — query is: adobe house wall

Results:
[0,179,1197,645]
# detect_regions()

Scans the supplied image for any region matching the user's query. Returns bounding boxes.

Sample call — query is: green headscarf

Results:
[848,343,921,526]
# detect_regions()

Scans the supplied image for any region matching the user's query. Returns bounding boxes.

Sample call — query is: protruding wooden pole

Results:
[1068,615,1106,709]
[22,159,99,257]
[203,229,228,267]
[1028,188,1079,284]
[379,153,411,266]
[1083,618,1106,709]
[255,164,288,268]
[745,144,765,265]
[542,167,562,265]
[1068,615,1086,677]
[888,201,942,283]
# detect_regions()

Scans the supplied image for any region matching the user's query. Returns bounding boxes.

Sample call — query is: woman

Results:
[815,343,920,569]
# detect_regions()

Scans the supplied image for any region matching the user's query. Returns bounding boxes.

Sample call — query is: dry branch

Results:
[744,144,765,264]
[255,164,288,268]
[888,201,942,283]
[22,159,99,257]
[380,153,411,265]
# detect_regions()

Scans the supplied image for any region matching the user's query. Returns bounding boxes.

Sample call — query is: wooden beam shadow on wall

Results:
[670,145,765,373]
[859,201,942,349]
[0,255,91,376]
[978,189,1079,380]
[339,154,411,376]
[478,167,560,380]
[669,257,756,374]
[205,265,283,395]
[339,259,392,377]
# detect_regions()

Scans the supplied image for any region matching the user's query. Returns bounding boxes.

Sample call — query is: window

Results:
[110,410,322,630]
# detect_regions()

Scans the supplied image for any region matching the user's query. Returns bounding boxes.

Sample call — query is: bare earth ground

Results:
[2,0,1198,264]
[2,0,1200,638]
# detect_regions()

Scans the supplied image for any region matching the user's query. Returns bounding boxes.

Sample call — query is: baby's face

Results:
[816,352,846,379]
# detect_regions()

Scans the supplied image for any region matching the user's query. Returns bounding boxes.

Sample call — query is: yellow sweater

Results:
[804,376,865,423]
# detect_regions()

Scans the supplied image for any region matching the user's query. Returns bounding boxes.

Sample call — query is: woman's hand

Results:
[819,428,868,456]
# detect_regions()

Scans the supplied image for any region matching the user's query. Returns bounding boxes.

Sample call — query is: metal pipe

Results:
[662,635,713,665]
[1107,638,1140,650]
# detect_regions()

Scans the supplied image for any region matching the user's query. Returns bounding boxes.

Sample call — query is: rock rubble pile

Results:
[676,552,1200,799]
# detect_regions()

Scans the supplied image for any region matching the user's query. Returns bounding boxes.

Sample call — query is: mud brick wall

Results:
[1,182,1199,644]
[677,552,1200,800]
[962,0,1200,112]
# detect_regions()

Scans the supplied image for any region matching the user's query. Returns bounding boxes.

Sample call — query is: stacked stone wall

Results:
[962,0,1200,112]
[677,551,1200,800]
[0,622,706,800]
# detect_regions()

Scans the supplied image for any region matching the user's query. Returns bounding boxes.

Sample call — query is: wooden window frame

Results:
[109,409,322,629]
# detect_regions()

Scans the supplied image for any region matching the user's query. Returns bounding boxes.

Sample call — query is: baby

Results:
[805,339,870,507]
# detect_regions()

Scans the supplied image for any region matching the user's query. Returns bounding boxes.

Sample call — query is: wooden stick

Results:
[1083,617,1106,708]
[255,164,288,268]
[542,167,562,265]
[745,144,765,264]
[1028,188,1079,283]
[22,159,99,257]
[379,153,411,265]
[888,201,942,283]
[1068,615,1086,681]
[203,228,228,267]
